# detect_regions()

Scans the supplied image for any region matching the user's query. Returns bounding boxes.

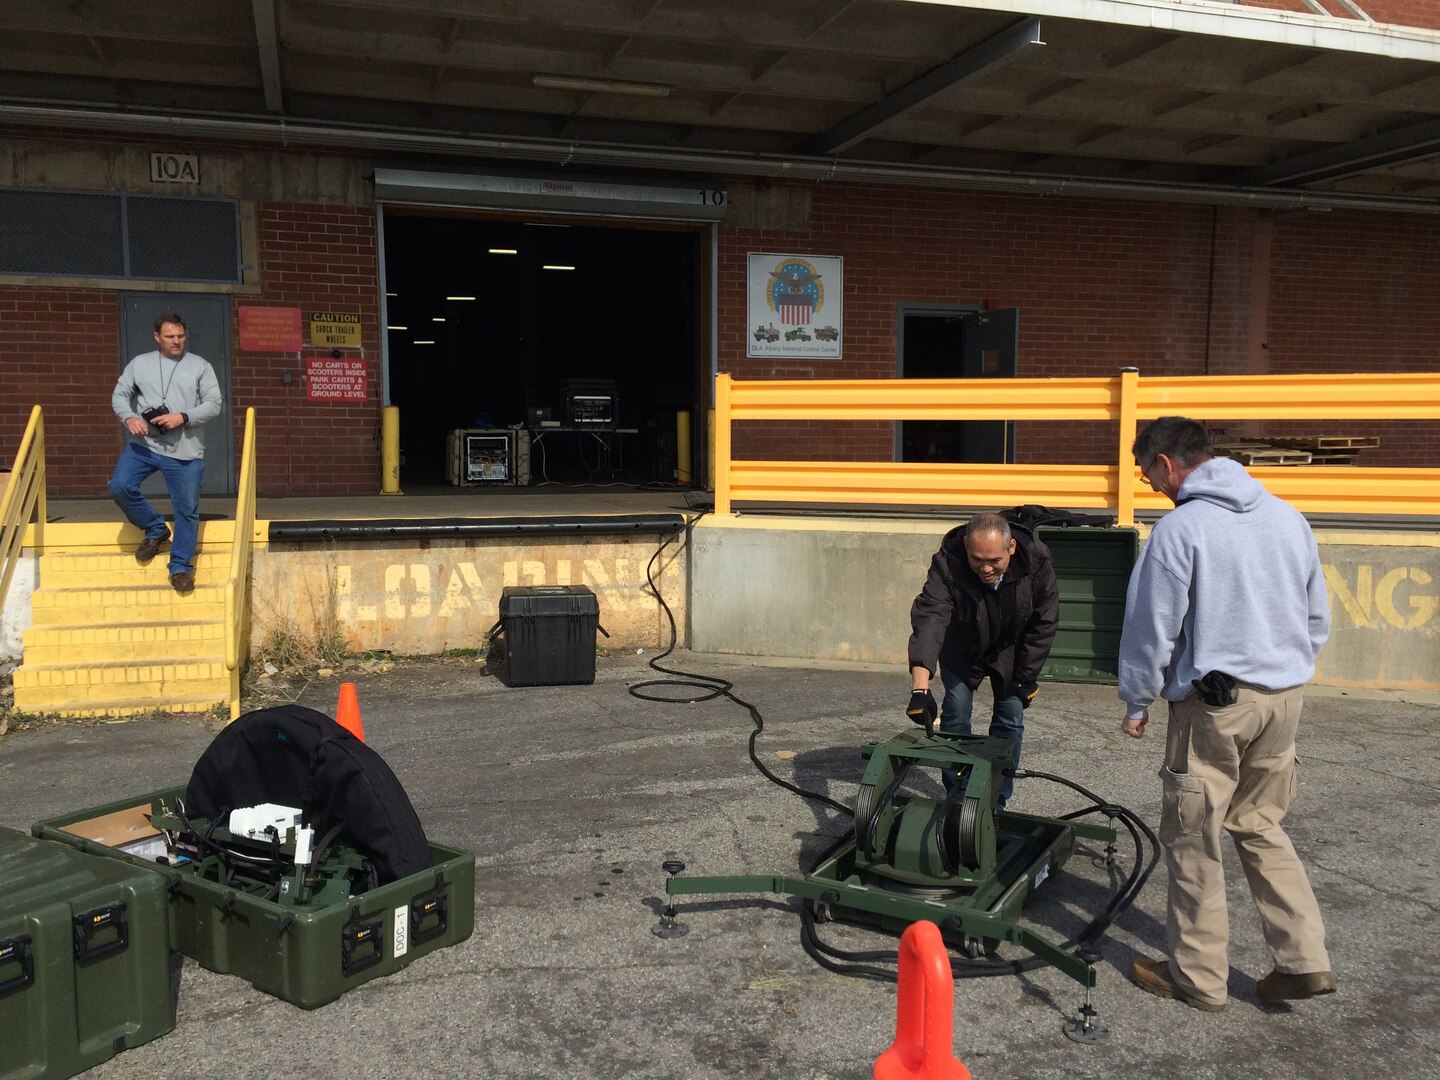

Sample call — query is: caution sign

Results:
[307,357,368,402]
[309,311,362,348]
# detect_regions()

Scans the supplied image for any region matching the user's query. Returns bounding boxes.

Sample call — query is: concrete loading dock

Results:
[1,654,1435,1079]
[7,491,1439,704]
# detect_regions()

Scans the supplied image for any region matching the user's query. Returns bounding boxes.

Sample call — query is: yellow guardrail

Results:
[713,370,1440,524]
[1,406,45,616]
[225,407,257,721]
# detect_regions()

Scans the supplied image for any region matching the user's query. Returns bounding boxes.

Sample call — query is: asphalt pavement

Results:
[1,652,1437,1080]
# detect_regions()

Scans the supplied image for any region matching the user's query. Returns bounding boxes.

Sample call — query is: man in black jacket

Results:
[906,512,1059,809]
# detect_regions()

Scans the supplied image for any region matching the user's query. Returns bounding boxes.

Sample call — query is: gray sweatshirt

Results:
[111,350,223,461]
[1117,456,1330,716]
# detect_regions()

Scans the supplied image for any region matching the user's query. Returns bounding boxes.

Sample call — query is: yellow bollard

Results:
[676,410,692,485]
[380,404,403,495]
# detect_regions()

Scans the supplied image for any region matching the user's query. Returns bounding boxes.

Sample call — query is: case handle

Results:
[341,909,383,977]
[0,934,35,997]
[73,902,129,965]
[410,879,449,946]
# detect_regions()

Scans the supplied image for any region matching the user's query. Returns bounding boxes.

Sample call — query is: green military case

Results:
[1036,525,1140,685]
[32,786,476,1010]
[0,826,174,1080]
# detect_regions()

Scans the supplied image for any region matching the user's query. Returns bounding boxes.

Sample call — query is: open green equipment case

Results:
[0,825,175,1080]
[32,786,475,1010]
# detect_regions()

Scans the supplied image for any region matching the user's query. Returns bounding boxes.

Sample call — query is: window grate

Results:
[0,190,124,277]
[0,188,241,283]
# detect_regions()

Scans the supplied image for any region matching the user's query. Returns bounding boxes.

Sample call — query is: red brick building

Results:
[2,1,1438,494]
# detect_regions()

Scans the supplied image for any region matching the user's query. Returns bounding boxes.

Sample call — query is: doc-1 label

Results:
[393,904,409,958]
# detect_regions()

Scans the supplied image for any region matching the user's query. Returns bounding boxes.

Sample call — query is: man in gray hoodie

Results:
[109,312,224,591]
[1118,416,1334,1012]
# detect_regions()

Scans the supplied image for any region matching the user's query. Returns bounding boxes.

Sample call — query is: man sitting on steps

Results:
[108,312,224,592]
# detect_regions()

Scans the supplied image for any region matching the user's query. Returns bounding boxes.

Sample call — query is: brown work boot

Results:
[169,571,195,592]
[1257,969,1337,1001]
[1129,957,1227,1012]
[135,530,169,562]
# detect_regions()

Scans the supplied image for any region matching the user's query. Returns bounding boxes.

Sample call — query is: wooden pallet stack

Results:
[1212,442,1312,466]
[1212,435,1378,466]
[1258,435,1379,465]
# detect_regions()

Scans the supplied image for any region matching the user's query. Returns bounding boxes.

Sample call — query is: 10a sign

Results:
[150,152,199,183]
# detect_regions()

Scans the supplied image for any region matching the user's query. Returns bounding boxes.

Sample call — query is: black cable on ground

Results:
[628,517,1162,982]
[627,516,851,816]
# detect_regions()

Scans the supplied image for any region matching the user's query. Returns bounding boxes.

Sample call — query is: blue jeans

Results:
[938,667,1025,808]
[108,443,204,576]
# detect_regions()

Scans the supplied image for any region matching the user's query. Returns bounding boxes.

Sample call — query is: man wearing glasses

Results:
[1119,415,1334,1012]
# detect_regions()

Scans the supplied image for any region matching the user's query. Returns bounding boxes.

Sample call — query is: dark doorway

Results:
[380,212,702,487]
[897,305,1018,463]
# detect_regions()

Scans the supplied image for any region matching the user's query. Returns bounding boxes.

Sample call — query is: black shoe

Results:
[169,571,195,592]
[135,530,169,562]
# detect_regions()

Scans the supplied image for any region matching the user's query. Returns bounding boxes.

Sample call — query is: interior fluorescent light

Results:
[542,264,576,271]
[413,340,435,345]
[432,317,446,322]
[445,295,476,301]
[532,73,671,98]
[387,325,408,331]
[488,248,518,255]
[385,292,397,297]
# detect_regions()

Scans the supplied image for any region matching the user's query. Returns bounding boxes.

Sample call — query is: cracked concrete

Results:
[1,652,1437,1079]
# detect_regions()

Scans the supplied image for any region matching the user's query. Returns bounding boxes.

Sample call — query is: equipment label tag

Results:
[393,905,409,958]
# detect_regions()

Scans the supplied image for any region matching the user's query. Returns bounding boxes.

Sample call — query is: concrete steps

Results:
[36,550,229,588]
[13,540,233,718]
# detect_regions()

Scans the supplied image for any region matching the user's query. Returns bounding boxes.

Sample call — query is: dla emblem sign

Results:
[747,252,843,358]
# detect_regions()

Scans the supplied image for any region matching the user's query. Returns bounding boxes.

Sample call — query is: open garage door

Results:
[375,169,718,491]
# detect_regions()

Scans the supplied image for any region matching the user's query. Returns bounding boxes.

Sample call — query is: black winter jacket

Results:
[906,524,1059,695]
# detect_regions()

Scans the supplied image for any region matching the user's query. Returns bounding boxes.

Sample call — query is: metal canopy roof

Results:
[2,0,1440,211]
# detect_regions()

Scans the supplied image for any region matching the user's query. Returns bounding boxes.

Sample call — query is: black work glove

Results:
[906,689,938,729]
[1015,683,1038,709]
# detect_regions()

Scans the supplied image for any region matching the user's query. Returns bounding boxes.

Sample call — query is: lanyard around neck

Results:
[156,353,180,403]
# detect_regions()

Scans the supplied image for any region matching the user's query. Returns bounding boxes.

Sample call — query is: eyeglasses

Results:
[1139,457,1161,488]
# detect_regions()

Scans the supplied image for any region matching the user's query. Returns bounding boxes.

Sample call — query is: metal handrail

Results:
[224,407,257,721]
[0,405,45,615]
[713,370,1440,524]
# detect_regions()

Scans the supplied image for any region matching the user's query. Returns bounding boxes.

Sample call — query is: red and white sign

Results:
[306,357,368,402]
[238,306,303,352]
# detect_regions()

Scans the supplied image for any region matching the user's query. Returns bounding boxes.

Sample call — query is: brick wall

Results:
[3,174,1436,495]
[0,288,121,495]
[717,182,1440,468]
[1241,0,1440,28]
[0,202,380,497]
[1265,210,1440,465]
[245,203,381,496]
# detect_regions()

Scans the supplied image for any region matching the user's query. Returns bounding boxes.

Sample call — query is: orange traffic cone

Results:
[873,921,971,1080]
[336,681,365,742]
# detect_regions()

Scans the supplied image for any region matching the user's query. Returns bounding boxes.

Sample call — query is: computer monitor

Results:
[562,378,618,425]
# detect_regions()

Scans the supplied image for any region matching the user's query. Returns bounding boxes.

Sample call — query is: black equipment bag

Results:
[1001,504,1116,530]
[184,704,432,885]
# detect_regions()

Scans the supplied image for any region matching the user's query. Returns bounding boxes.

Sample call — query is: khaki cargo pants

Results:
[1160,684,1331,1006]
